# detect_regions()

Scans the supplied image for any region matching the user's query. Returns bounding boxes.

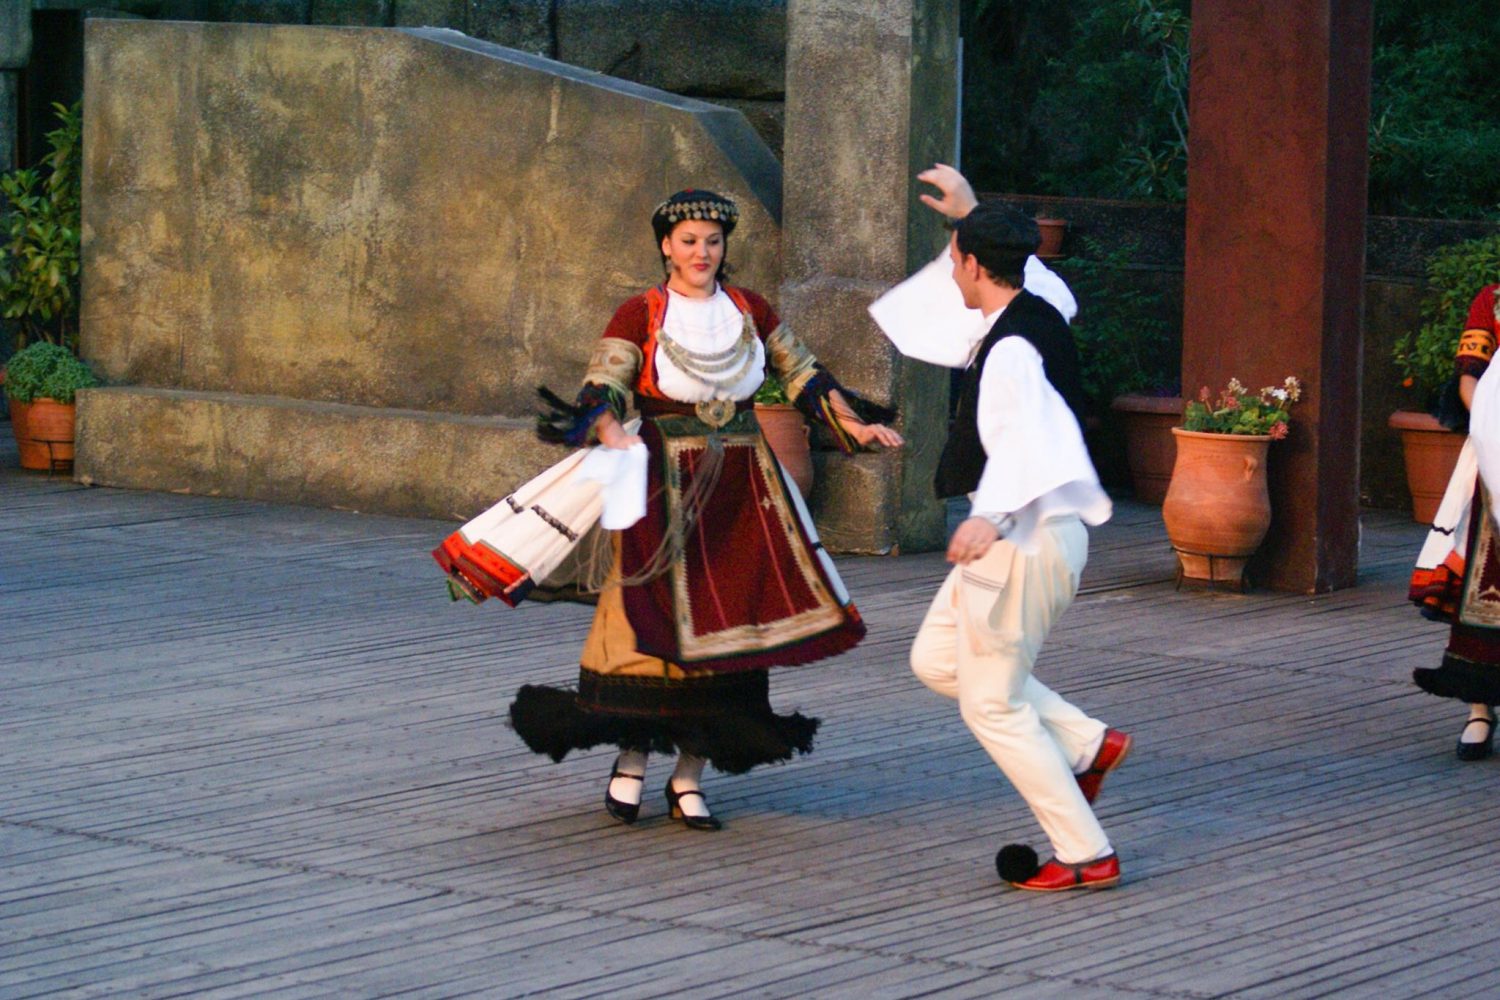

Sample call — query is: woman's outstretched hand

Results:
[845,421,905,450]
[917,163,979,220]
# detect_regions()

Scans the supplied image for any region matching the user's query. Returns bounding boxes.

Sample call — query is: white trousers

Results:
[911,516,1110,864]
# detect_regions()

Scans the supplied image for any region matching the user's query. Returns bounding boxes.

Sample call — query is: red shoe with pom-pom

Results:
[1009,853,1120,892]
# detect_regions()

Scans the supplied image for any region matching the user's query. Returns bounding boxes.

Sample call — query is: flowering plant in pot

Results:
[3,340,99,471]
[1164,376,1302,586]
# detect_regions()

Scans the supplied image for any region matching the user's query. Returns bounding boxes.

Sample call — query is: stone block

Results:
[83,21,780,419]
[391,0,466,29]
[0,72,16,173]
[74,386,565,519]
[712,97,783,158]
[0,0,31,69]
[782,0,957,552]
[467,0,550,55]
[777,275,894,401]
[783,0,955,285]
[208,1,312,23]
[156,1,310,21]
[310,0,392,26]
[808,451,901,554]
[556,0,784,100]
[81,21,781,518]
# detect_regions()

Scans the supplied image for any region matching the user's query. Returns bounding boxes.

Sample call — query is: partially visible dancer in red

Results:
[1410,284,1500,760]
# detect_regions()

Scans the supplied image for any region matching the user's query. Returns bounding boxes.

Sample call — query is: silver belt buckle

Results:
[695,399,736,429]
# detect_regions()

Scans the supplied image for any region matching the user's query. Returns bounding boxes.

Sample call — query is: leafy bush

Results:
[2,340,99,404]
[0,102,82,352]
[1054,237,1177,408]
[963,1,1500,219]
[964,0,1189,203]
[1391,234,1500,407]
[1367,5,1500,220]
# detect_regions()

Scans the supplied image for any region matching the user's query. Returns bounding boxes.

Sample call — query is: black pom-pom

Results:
[996,843,1040,883]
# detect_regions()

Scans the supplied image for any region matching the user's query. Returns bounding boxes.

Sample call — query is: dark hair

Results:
[954,203,1038,289]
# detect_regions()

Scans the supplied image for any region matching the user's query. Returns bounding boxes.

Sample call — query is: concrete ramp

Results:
[78,20,781,518]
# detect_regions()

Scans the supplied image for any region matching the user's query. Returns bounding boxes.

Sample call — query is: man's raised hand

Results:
[917,163,979,220]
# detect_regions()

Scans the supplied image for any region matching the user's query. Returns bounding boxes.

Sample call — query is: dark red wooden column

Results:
[1181,0,1373,592]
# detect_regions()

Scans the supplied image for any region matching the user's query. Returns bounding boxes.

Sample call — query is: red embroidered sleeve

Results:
[602,294,650,347]
[1456,285,1498,379]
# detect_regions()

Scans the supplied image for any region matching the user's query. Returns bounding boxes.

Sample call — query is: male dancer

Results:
[868,165,1131,891]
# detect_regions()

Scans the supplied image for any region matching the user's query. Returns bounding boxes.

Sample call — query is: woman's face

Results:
[660,219,725,296]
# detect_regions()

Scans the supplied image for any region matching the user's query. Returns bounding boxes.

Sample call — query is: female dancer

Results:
[511,189,902,828]
[1411,283,1500,759]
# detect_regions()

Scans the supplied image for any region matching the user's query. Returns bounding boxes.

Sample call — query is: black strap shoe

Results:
[1456,713,1495,762]
[664,781,722,831]
[604,759,645,824]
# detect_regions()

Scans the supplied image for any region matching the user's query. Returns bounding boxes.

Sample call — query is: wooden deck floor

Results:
[2,433,1489,999]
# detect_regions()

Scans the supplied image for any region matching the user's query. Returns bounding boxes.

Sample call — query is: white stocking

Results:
[669,754,711,818]
[1461,704,1494,744]
[608,749,647,806]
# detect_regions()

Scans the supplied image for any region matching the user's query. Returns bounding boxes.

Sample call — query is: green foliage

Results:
[962,0,1189,202]
[962,2,1500,218]
[1367,3,1500,219]
[753,372,790,405]
[1182,377,1301,437]
[1053,237,1177,407]
[0,102,82,353]
[1392,234,1500,404]
[2,340,99,404]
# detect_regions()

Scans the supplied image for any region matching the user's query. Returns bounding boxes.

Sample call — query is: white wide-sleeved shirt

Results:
[867,257,1110,552]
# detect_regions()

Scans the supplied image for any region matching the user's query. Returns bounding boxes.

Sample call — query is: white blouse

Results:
[654,286,767,402]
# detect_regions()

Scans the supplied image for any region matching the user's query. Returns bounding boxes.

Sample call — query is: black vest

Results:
[934,290,1087,500]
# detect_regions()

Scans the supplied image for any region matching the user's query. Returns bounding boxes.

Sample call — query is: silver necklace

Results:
[656,313,759,391]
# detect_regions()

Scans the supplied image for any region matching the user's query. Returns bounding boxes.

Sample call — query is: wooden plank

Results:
[5,429,1500,997]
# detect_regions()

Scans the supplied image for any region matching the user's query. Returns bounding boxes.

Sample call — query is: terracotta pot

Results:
[1388,410,1466,524]
[754,403,814,496]
[1110,394,1183,504]
[8,397,76,472]
[1035,217,1067,258]
[1161,428,1273,586]
[7,395,28,455]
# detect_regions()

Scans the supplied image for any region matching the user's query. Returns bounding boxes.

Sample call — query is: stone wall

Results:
[26,1,786,159]
[780,0,959,555]
[77,20,782,518]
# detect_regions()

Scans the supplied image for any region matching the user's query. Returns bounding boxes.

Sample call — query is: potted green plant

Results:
[752,373,815,496]
[0,102,82,355]
[3,340,99,471]
[1057,237,1180,502]
[1390,234,1500,522]
[1163,376,1301,587]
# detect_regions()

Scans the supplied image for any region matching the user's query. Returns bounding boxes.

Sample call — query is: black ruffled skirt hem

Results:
[1413,658,1500,704]
[508,683,818,775]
